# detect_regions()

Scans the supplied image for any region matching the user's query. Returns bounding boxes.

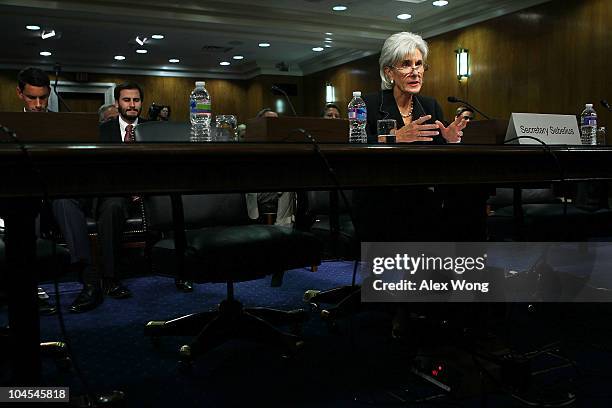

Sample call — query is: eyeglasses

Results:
[390,62,429,74]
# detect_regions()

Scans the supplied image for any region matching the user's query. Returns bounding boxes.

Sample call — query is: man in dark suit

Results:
[95,82,146,298]
[98,82,192,293]
[14,67,101,314]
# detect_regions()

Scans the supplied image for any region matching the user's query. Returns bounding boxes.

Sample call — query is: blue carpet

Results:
[2,260,612,407]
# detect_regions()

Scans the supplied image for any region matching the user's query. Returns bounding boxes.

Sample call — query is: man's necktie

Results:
[124,124,135,143]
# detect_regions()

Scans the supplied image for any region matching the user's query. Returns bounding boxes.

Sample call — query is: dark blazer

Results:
[363,89,446,144]
[99,117,147,142]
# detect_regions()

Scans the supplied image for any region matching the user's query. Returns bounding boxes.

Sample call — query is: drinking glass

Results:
[214,115,238,141]
[377,119,397,143]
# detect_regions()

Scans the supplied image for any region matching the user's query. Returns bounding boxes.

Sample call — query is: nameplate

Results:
[505,113,580,145]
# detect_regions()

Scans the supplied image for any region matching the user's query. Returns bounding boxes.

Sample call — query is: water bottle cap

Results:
[352,91,361,97]
[195,81,205,87]
[585,103,593,108]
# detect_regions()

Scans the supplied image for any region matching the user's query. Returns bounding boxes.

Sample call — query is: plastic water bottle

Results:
[348,91,367,143]
[189,81,212,142]
[579,103,597,145]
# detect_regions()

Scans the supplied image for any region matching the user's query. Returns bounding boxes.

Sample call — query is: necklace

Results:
[399,99,414,118]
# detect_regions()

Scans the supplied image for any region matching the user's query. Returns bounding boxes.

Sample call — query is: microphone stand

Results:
[53,64,72,112]
[271,85,297,116]
[448,97,491,120]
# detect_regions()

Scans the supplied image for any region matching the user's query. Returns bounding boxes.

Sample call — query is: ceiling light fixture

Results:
[397,14,412,20]
[312,47,324,52]
[114,55,126,61]
[433,1,449,6]
[26,25,40,30]
[41,30,56,39]
[220,61,230,66]
[151,34,164,39]
[135,36,147,46]
[258,42,270,47]
[325,32,333,35]
[325,38,333,41]
[232,55,244,60]
[332,5,347,11]
[136,49,148,54]
[324,44,332,48]
[39,51,52,56]
[168,58,180,63]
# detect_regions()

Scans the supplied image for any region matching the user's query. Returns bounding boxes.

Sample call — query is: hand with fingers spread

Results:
[436,115,469,143]
[394,114,440,143]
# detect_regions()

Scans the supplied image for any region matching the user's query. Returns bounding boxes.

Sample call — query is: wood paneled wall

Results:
[1,0,609,127]
[303,0,611,127]
[0,71,302,125]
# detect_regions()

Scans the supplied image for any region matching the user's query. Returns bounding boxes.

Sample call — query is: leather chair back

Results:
[145,194,251,232]
[135,121,191,142]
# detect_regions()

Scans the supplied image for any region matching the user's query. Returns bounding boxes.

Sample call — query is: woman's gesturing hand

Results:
[394,115,440,143]
[436,116,468,143]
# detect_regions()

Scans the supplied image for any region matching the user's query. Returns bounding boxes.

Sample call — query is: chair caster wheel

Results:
[303,289,321,303]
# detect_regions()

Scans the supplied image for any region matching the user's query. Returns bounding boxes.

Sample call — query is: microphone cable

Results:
[291,128,361,282]
[0,125,97,406]
[53,64,71,112]
[503,136,568,239]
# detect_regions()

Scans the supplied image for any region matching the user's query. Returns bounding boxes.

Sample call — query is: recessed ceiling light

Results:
[26,25,40,30]
[312,47,324,52]
[258,42,270,47]
[325,37,333,41]
[397,14,412,20]
[135,36,147,46]
[114,55,126,61]
[41,30,55,39]
[151,34,164,39]
[168,58,180,63]
[433,0,449,6]
[332,5,347,11]
[220,61,230,66]
[324,44,332,48]
[325,32,333,36]
[324,40,333,43]
[136,49,148,54]
[232,55,244,60]
[39,51,52,56]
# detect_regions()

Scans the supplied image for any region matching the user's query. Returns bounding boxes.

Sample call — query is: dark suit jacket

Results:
[99,117,147,142]
[363,89,446,144]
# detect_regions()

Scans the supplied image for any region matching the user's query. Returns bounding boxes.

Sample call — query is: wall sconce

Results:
[325,82,336,103]
[455,48,470,80]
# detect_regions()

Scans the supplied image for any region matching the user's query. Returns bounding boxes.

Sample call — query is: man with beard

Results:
[14,67,99,315]
[94,82,148,299]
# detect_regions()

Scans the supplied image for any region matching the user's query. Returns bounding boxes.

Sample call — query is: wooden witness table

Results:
[2,143,612,198]
[1,141,612,385]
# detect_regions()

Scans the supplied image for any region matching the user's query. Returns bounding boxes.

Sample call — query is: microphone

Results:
[53,63,71,112]
[271,85,297,116]
[601,100,612,112]
[447,96,491,120]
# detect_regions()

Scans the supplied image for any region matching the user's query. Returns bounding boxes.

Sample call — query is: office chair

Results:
[135,122,322,364]
[488,185,612,241]
[143,193,321,365]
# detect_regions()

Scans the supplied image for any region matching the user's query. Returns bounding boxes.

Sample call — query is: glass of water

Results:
[596,126,607,145]
[377,119,397,143]
[214,115,238,141]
